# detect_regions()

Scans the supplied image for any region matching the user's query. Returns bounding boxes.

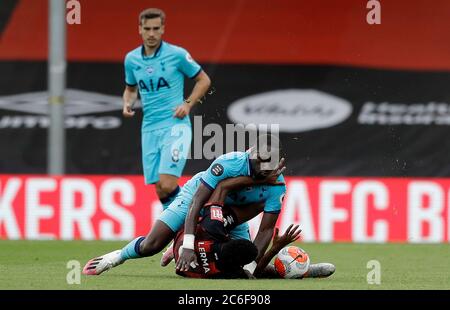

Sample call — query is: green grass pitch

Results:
[0,241,449,290]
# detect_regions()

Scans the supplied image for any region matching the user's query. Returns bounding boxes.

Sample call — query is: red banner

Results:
[1,0,450,70]
[0,175,449,242]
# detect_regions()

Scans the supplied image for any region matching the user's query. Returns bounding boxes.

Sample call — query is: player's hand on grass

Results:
[123,102,135,118]
[262,158,286,185]
[174,102,191,119]
[176,248,198,272]
[272,224,302,250]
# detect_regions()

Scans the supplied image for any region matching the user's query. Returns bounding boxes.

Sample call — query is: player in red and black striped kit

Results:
[172,177,335,279]
[173,203,258,279]
[173,203,311,279]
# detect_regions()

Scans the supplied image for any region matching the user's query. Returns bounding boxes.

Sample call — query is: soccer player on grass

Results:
[172,207,259,279]
[123,8,211,209]
[173,204,335,279]
[83,135,287,276]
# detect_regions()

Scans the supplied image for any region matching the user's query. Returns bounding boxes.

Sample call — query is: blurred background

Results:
[0,0,450,243]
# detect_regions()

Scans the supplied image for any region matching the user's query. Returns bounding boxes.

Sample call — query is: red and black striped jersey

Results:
[173,226,222,278]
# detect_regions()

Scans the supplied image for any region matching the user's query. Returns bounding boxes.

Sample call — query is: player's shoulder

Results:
[270,174,287,193]
[263,174,286,195]
[163,41,194,62]
[217,151,248,162]
[126,46,142,58]
[163,41,188,54]
[277,174,286,184]
[124,46,142,63]
[213,151,248,168]
[205,152,247,178]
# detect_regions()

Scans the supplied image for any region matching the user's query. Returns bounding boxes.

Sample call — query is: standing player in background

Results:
[123,8,211,209]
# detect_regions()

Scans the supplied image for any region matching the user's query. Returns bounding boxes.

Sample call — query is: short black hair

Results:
[216,239,258,272]
[139,8,166,25]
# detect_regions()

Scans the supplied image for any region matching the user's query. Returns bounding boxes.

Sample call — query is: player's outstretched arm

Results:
[122,85,138,118]
[254,224,302,277]
[176,183,212,272]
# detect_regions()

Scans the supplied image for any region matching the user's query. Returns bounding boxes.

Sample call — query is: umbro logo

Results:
[0,89,125,116]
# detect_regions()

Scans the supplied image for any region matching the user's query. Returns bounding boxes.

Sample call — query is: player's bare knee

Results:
[159,182,177,197]
[155,182,164,198]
